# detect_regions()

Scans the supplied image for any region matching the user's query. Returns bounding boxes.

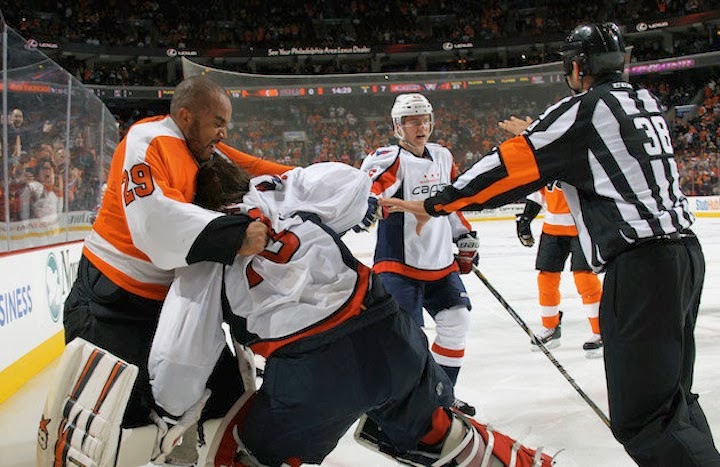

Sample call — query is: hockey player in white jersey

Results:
[359,93,479,416]
[148,157,553,467]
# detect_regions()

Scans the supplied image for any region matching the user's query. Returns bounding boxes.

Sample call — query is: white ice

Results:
[2,217,720,466]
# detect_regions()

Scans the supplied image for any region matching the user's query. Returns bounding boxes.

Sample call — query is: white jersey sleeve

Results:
[149,262,227,416]
[359,146,403,198]
[123,118,223,270]
[526,189,546,207]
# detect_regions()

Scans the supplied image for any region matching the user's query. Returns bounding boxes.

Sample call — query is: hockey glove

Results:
[515,214,534,247]
[352,194,381,233]
[455,231,479,274]
[150,389,211,465]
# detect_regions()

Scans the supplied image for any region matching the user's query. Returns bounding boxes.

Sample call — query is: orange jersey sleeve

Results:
[216,142,294,177]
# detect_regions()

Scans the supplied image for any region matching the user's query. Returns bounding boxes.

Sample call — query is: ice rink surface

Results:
[2,216,720,466]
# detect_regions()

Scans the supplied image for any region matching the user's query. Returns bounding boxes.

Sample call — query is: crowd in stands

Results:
[1,0,718,83]
[0,107,102,223]
[3,1,705,51]
[1,0,719,226]
[222,69,719,197]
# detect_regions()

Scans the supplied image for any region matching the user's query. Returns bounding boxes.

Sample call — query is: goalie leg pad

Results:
[37,337,139,467]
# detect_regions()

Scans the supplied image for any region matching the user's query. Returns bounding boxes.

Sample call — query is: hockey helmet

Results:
[391,93,434,140]
[560,23,625,78]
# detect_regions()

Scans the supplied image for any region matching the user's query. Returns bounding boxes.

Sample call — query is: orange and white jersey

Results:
[360,143,472,280]
[84,115,292,301]
[527,182,578,237]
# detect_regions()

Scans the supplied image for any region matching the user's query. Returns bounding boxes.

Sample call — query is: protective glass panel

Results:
[0,22,118,253]
[183,57,569,168]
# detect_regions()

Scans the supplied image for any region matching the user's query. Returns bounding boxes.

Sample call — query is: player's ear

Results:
[178,106,192,125]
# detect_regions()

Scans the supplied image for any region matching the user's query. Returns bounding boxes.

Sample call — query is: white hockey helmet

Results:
[391,93,434,140]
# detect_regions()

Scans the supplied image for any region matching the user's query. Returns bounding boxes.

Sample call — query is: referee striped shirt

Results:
[425,78,694,272]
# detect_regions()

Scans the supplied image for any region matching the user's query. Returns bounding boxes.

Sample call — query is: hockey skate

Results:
[582,334,603,359]
[452,397,477,417]
[530,312,562,351]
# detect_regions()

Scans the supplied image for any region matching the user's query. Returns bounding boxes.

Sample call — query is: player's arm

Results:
[379,136,545,218]
[217,142,295,176]
[124,138,255,270]
[149,262,227,417]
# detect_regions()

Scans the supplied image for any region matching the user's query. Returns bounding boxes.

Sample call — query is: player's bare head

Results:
[171,76,232,161]
[195,156,250,211]
[171,76,228,116]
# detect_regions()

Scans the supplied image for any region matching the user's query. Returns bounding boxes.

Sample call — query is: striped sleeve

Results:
[425,135,544,215]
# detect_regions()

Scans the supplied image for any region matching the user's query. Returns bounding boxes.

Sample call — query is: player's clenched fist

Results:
[238,221,269,255]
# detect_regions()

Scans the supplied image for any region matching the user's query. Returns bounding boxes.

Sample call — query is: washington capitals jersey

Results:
[424,80,693,272]
[149,163,373,415]
[360,143,472,280]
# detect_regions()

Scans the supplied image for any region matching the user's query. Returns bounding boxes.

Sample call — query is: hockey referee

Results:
[380,22,720,466]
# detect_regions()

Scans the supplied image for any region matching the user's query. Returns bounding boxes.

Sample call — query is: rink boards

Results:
[1,196,719,403]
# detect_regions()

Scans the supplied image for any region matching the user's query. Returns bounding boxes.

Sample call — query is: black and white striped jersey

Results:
[425,79,694,272]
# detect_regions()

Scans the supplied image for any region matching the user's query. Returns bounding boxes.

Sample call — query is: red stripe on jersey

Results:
[371,156,401,195]
[372,260,458,281]
[431,342,465,358]
[250,265,372,358]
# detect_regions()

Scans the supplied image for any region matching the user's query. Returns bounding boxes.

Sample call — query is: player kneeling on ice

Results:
[148,157,554,466]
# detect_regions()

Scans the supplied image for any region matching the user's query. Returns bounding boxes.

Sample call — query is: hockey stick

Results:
[471,265,611,428]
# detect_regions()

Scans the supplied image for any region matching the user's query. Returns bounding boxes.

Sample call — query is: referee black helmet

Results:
[560,23,625,78]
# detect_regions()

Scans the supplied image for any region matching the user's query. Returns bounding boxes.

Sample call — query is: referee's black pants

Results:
[601,234,720,466]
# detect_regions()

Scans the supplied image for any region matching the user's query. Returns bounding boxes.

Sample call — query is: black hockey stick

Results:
[472,265,611,428]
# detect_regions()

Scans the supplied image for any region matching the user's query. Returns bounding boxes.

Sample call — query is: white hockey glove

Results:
[150,389,211,465]
[455,231,479,274]
[352,194,381,232]
[515,214,535,247]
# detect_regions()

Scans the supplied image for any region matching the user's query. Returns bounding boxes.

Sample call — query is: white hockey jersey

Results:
[360,143,472,280]
[149,162,373,415]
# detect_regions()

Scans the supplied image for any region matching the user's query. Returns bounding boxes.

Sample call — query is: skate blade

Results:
[530,340,560,352]
[584,348,603,359]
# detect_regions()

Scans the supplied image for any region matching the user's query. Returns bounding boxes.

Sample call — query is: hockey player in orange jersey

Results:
[516,183,604,356]
[498,115,603,356]
[62,75,293,432]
